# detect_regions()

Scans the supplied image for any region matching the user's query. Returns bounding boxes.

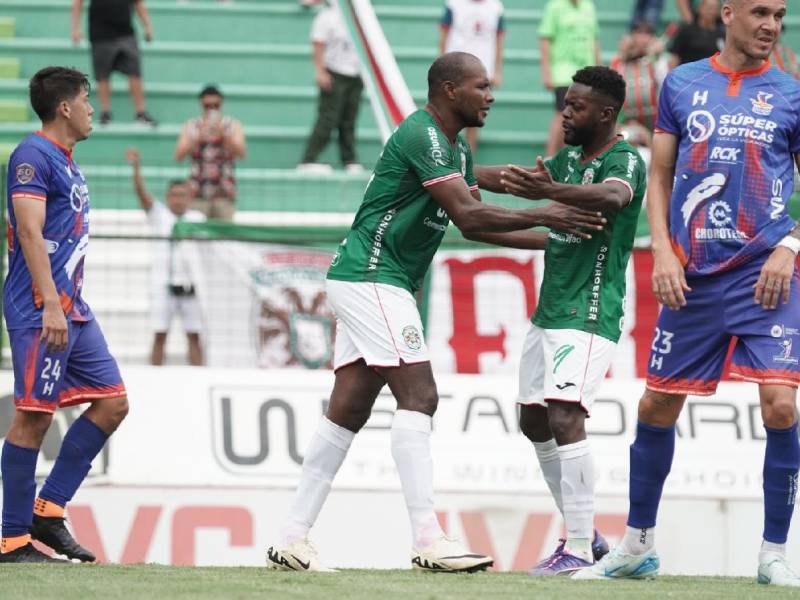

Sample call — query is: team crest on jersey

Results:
[582,168,594,185]
[402,325,422,351]
[750,92,774,117]
[15,163,35,184]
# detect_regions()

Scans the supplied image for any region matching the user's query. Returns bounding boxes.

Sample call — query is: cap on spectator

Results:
[199,84,223,98]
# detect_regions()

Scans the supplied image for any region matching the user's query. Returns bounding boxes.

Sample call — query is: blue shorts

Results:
[9,319,126,413]
[646,259,800,395]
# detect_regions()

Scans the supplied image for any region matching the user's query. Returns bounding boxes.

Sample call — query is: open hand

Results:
[754,246,796,309]
[540,203,606,240]
[652,248,692,310]
[501,160,554,200]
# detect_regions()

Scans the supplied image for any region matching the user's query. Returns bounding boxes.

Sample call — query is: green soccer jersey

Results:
[327,109,476,292]
[532,138,646,342]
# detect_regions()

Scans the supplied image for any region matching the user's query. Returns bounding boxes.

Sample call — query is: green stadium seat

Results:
[0,99,26,122]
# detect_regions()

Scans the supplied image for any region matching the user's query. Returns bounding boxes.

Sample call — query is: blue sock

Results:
[1,441,39,538]
[628,421,676,529]
[763,423,800,544]
[38,415,109,508]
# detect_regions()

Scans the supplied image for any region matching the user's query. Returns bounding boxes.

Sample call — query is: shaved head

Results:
[427,52,484,101]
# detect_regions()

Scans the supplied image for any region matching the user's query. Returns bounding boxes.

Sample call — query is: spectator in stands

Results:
[667,0,724,68]
[174,85,246,221]
[539,0,600,157]
[297,1,364,174]
[629,0,664,30]
[71,0,157,126]
[438,0,506,153]
[125,148,206,366]
[610,21,666,134]
[773,26,799,79]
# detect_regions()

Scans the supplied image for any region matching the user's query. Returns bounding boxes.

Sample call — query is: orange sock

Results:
[33,497,64,518]
[1,534,31,553]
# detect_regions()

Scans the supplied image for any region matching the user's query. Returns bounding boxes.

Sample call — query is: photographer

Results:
[174,84,246,220]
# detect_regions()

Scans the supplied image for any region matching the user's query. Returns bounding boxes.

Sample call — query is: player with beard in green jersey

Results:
[267,52,608,573]
[477,66,646,576]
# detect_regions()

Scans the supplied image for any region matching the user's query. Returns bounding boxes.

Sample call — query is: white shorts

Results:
[151,290,203,333]
[517,324,616,415]
[326,279,429,371]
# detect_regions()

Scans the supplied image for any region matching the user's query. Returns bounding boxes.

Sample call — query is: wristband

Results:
[777,234,800,255]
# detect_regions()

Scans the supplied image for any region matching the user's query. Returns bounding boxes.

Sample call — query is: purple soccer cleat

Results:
[529,541,593,577]
[528,529,608,577]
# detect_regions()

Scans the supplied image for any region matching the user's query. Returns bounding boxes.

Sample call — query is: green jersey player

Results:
[480,66,646,575]
[267,52,607,573]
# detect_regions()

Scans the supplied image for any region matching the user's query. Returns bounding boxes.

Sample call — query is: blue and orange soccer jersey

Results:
[656,53,800,276]
[5,131,93,330]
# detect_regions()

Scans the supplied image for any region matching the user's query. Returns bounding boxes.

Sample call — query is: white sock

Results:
[620,526,655,555]
[760,540,787,562]
[279,416,354,546]
[391,409,445,550]
[558,440,595,561]
[533,438,564,515]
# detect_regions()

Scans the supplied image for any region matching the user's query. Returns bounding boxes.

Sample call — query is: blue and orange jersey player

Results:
[577,0,800,588]
[0,67,128,564]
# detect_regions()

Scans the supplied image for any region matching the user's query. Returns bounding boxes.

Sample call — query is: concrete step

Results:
[0,78,556,131]
[0,37,616,93]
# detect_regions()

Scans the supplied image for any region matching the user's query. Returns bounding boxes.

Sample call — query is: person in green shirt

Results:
[266,52,607,574]
[539,0,601,157]
[480,66,646,576]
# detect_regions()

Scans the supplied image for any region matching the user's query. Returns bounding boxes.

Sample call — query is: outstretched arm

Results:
[500,158,631,211]
[427,176,606,237]
[124,148,153,211]
[474,163,545,194]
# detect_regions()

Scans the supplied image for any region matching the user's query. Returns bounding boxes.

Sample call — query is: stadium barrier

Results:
[0,366,791,574]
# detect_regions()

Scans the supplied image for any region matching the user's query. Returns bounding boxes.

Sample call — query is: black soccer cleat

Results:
[592,529,610,562]
[31,515,96,562]
[0,543,68,563]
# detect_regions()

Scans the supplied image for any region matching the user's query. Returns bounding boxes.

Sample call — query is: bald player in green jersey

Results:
[478,66,646,576]
[266,52,608,573]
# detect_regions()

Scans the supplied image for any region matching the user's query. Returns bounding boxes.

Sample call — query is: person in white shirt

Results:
[297,2,364,173]
[438,0,505,152]
[125,148,206,366]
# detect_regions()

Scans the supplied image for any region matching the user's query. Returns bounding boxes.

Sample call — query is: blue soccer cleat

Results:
[572,546,660,580]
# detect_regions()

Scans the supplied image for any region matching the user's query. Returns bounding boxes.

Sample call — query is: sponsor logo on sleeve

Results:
[15,163,35,184]
[427,127,446,166]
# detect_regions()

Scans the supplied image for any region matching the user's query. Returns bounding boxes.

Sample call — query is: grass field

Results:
[3,566,800,600]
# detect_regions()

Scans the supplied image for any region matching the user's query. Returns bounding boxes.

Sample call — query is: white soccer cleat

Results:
[572,546,659,580]
[265,538,336,573]
[411,536,493,573]
[758,553,800,587]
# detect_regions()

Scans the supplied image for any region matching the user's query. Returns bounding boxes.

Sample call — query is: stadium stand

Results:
[0,0,798,363]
